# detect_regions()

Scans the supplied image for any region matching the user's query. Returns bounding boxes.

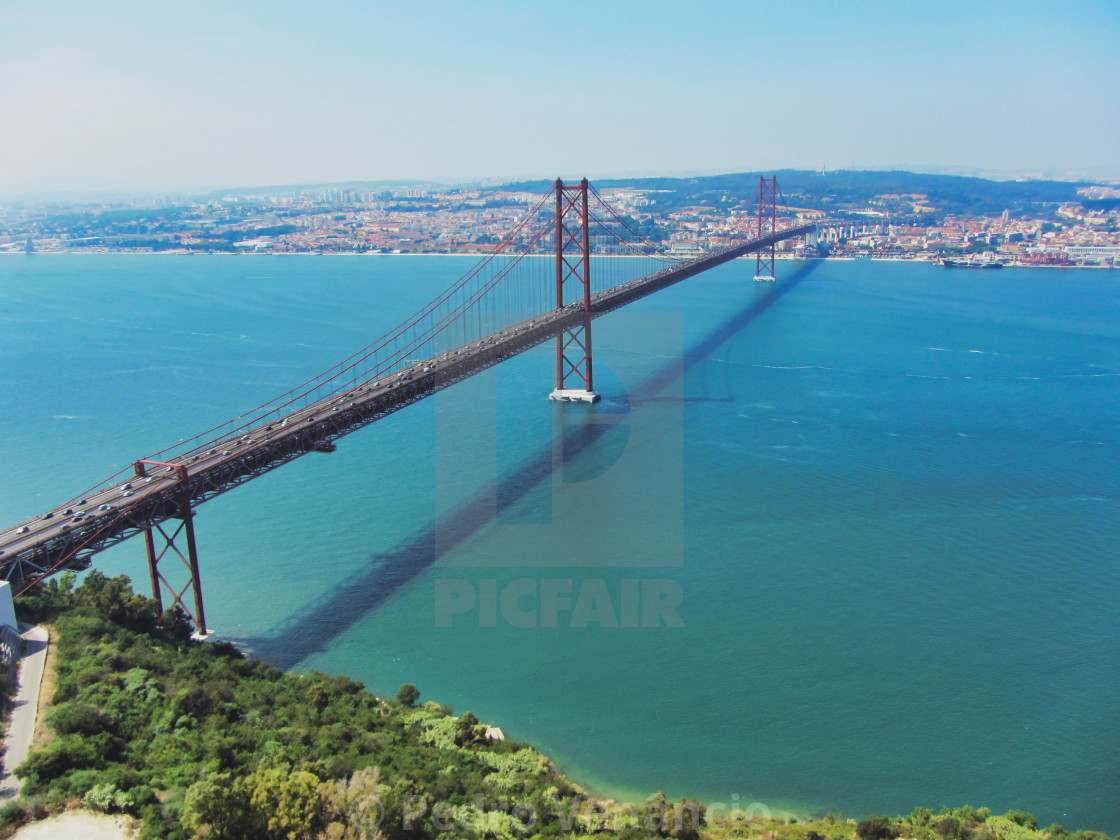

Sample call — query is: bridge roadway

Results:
[0,224,814,589]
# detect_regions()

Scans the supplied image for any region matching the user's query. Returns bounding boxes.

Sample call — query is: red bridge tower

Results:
[754,176,778,282]
[549,177,600,403]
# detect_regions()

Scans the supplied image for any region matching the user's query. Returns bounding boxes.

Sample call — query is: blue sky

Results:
[1,0,1117,193]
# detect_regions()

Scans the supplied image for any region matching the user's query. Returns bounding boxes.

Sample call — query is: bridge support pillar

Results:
[754,176,778,282]
[143,509,207,637]
[549,177,600,403]
[136,460,208,636]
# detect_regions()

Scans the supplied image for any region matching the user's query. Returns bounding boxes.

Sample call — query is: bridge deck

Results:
[0,224,813,587]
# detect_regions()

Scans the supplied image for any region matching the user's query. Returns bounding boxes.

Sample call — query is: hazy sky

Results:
[1,0,1117,194]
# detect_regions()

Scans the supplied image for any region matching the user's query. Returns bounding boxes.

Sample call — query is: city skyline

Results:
[1,0,1118,197]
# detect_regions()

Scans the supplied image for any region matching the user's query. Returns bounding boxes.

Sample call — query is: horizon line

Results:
[3,164,1118,204]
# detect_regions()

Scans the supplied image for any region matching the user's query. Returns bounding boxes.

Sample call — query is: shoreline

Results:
[219,637,819,822]
[545,756,820,823]
[1,250,1113,268]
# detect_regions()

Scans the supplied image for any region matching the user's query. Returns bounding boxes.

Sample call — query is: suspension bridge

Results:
[0,176,814,632]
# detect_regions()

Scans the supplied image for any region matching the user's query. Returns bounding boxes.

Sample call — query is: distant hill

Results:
[493,170,1086,219]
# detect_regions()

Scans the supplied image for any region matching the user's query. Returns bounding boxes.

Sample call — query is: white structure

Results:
[1066,246,1120,264]
[549,389,600,403]
[0,582,15,633]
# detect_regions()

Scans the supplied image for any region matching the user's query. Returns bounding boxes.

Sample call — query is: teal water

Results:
[1,255,1117,831]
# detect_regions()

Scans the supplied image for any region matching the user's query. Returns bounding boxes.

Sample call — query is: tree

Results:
[250,764,326,840]
[665,798,705,840]
[932,815,963,840]
[309,684,329,713]
[183,773,261,840]
[395,684,420,708]
[955,807,990,824]
[1005,811,1039,830]
[456,711,479,745]
[857,815,898,840]
[643,792,669,834]
[156,605,195,645]
[321,765,383,835]
[910,807,935,827]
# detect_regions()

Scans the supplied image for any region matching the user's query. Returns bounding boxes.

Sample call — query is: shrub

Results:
[857,815,898,840]
[910,808,935,827]
[933,815,963,840]
[0,801,25,829]
[16,737,102,790]
[1006,812,1039,831]
[954,806,990,824]
[49,703,114,736]
[83,782,135,813]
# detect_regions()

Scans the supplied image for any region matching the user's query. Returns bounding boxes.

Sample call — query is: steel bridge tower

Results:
[549,177,600,403]
[754,176,778,281]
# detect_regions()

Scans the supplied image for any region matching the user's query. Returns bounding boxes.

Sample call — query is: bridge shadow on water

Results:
[236,260,821,669]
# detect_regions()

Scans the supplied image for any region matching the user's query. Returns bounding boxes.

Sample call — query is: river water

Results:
[0,254,1116,830]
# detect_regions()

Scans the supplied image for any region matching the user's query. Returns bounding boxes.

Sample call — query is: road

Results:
[0,624,49,799]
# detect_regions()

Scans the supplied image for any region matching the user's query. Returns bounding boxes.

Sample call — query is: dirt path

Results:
[30,625,56,751]
[11,810,137,839]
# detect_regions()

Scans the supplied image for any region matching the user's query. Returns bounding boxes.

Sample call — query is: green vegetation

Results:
[8,572,706,839]
[708,810,1117,840]
[6,573,1116,840]
[857,815,898,840]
